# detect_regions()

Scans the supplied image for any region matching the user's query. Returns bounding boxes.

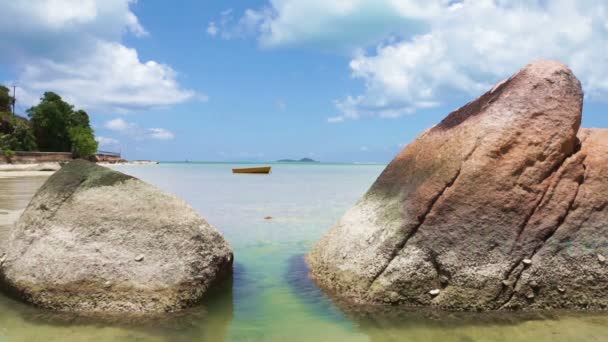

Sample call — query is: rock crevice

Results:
[367,166,463,290]
[308,60,608,311]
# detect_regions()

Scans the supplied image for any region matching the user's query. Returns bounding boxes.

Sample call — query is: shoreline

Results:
[0,163,61,177]
[0,160,159,175]
[0,171,56,178]
[0,175,49,255]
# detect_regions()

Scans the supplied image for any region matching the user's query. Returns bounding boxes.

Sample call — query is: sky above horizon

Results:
[1,0,607,162]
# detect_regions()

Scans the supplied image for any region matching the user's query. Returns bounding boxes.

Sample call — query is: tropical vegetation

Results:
[0,86,98,159]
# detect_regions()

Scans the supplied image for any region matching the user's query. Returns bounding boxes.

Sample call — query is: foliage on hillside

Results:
[0,86,99,159]
[0,86,13,113]
[1,86,36,157]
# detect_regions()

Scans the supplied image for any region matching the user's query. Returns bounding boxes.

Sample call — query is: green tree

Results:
[27,92,97,157]
[67,108,97,158]
[69,126,98,158]
[28,92,74,152]
[0,86,12,113]
[70,109,91,127]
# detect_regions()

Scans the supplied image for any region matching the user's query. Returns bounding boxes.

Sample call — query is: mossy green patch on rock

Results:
[38,160,134,196]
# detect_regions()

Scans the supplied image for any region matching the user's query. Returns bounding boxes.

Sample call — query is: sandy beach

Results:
[0,163,61,173]
[0,174,49,255]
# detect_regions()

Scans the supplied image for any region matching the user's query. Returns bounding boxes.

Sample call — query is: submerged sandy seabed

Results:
[4,166,608,341]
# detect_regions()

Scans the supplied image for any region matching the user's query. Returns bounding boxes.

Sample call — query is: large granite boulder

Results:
[0,160,233,313]
[308,60,608,311]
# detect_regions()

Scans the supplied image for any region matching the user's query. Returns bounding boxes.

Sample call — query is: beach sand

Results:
[0,174,49,255]
[0,163,61,173]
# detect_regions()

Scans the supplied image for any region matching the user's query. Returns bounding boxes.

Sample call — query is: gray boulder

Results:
[308,60,608,311]
[0,160,233,313]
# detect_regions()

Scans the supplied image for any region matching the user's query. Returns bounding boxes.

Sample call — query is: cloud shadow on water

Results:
[0,266,236,341]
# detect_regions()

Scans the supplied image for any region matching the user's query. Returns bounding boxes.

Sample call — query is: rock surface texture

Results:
[0,160,233,313]
[308,60,608,311]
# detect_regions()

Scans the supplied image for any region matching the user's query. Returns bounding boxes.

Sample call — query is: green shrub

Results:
[69,126,98,158]
[0,115,37,151]
[3,149,15,159]
[11,119,37,151]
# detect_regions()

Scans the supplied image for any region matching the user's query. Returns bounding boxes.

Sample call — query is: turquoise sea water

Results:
[2,162,608,341]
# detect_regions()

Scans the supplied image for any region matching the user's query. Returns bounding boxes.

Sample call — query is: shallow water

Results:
[2,162,608,341]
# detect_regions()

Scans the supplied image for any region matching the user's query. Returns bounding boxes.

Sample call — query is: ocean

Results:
[1,162,608,341]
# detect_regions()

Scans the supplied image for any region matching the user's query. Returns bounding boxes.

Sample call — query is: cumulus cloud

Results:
[104,118,132,131]
[20,41,196,111]
[331,0,608,121]
[210,0,444,48]
[224,0,608,121]
[1,0,196,112]
[104,118,175,141]
[0,0,147,41]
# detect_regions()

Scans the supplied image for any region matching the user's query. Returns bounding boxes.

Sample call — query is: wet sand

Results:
[0,174,49,254]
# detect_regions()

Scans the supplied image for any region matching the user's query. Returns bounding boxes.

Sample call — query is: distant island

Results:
[276,157,319,163]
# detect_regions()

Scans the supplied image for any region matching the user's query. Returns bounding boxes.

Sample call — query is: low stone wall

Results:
[95,154,123,163]
[0,152,74,164]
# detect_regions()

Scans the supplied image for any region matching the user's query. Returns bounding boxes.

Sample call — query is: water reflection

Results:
[285,254,349,324]
[0,271,234,341]
[354,309,608,342]
[288,255,608,342]
[0,173,236,341]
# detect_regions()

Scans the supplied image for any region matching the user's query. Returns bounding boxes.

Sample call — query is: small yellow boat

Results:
[232,166,272,174]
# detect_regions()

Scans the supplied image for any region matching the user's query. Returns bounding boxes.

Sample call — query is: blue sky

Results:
[1,0,607,162]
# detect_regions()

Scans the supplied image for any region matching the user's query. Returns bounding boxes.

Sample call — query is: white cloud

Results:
[96,136,120,147]
[330,0,608,121]
[327,116,344,123]
[207,22,219,36]
[207,8,251,40]
[0,0,146,38]
[8,85,40,110]
[147,128,174,140]
[212,0,444,48]
[20,41,196,111]
[105,118,132,131]
[227,0,608,121]
[104,118,175,141]
[360,146,369,151]
[1,0,196,112]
